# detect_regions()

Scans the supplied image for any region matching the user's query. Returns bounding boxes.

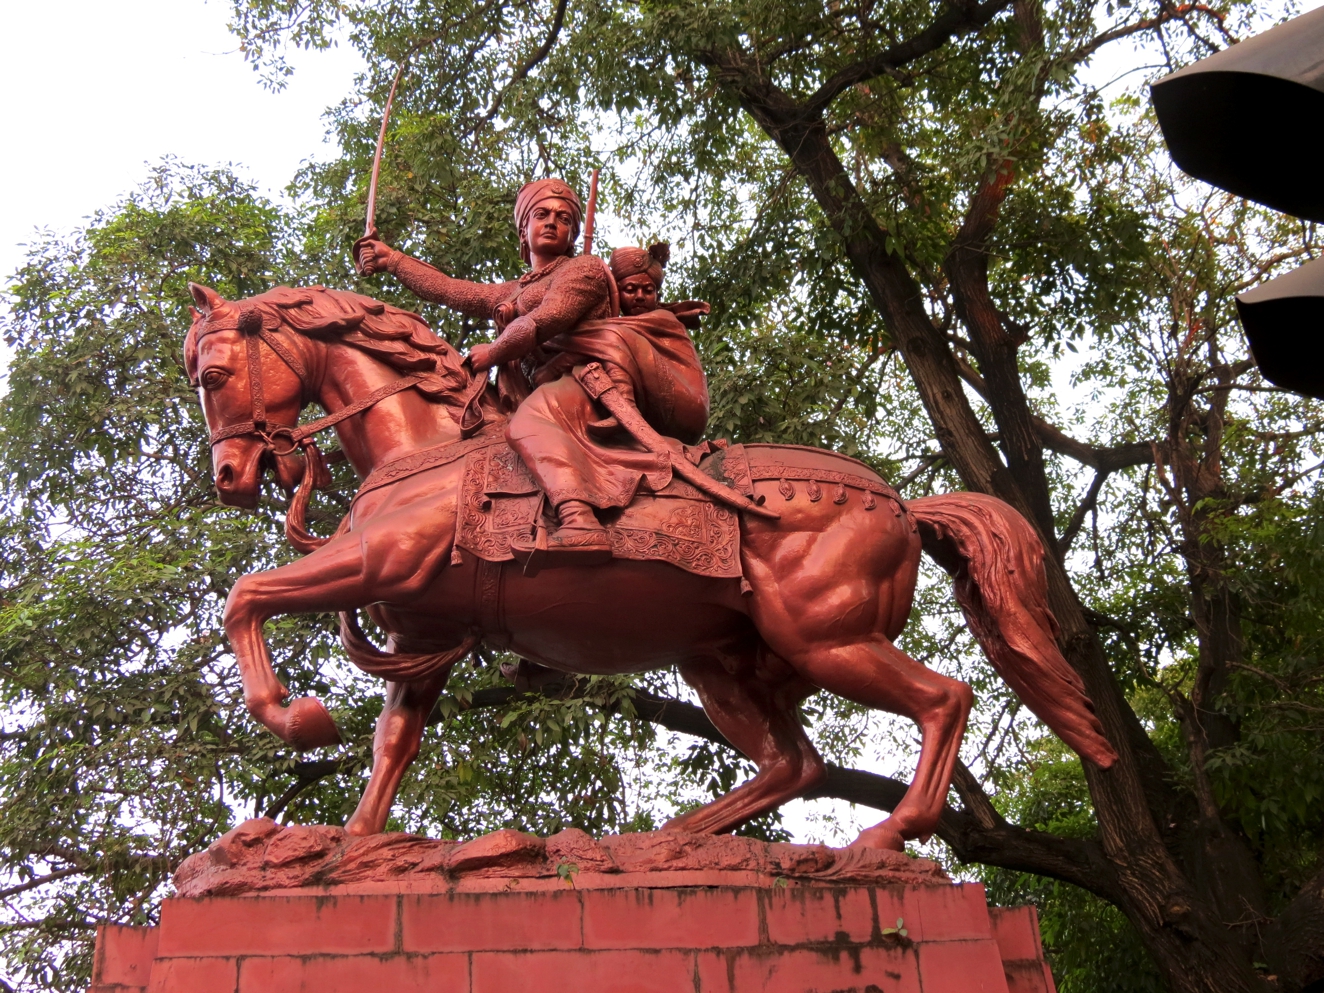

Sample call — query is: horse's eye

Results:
[201,369,230,390]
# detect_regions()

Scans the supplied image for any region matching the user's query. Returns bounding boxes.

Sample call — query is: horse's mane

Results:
[185,285,473,406]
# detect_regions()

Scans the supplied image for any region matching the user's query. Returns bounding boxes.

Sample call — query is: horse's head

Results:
[185,283,312,508]
[185,281,484,509]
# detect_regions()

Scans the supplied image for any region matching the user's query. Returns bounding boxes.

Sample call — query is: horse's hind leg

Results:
[744,508,970,850]
[773,637,971,851]
[345,665,453,837]
[664,646,826,836]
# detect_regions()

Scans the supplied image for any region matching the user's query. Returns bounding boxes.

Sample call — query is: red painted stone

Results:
[402,890,582,952]
[910,881,993,941]
[581,887,761,949]
[763,886,877,946]
[916,938,1011,993]
[990,905,1044,961]
[237,953,469,993]
[545,826,616,872]
[144,956,237,993]
[447,828,546,875]
[697,945,922,993]
[91,925,158,991]
[157,895,397,957]
[472,948,697,993]
[93,828,1056,993]
[991,906,1058,993]
[174,822,947,898]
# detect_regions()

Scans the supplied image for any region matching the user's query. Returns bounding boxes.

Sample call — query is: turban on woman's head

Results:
[514,178,582,264]
[609,243,670,289]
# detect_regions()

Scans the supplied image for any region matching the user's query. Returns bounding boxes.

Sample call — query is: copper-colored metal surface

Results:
[186,175,1118,849]
[186,274,1117,852]
[364,63,406,240]
[582,168,599,256]
[1151,5,1324,222]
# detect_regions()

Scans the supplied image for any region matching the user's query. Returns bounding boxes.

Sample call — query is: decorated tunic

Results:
[390,252,709,509]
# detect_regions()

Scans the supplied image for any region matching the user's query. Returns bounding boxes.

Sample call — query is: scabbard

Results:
[574,363,779,520]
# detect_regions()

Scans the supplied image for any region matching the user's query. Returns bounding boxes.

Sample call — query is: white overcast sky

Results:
[0,0,364,284]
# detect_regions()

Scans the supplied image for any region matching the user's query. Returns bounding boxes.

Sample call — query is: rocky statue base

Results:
[89,820,1056,993]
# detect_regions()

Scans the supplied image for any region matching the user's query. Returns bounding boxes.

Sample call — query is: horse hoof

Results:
[285,696,342,750]
[344,815,379,838]
[850,823,906,852]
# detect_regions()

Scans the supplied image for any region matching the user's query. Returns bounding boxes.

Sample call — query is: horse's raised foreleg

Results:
[664,648,825,836]
[346,668,452,836]
[223,508,456,750]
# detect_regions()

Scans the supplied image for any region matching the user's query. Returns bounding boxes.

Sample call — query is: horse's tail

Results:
[909,492,1118,769]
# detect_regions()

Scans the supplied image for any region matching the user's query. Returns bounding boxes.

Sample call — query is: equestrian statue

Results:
[186,174,1118,851]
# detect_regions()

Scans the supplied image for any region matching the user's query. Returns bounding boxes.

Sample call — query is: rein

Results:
[210,308,424,553]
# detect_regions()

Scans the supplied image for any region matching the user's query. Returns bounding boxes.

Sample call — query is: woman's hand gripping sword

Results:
[574,363,779,520]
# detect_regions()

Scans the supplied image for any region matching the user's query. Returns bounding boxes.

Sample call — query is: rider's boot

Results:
[512,499,613,569]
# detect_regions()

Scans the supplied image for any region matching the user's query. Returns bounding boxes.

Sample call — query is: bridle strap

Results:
[208,323,421,449]
[288,374,423,444]
[257,327,310,384]
[246,331,266,429]
[206,315,435,556]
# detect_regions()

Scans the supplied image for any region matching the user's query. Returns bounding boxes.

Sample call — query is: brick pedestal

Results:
[89,821,1057,993]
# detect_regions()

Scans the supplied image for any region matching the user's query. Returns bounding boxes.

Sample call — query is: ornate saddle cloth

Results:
[456,442,744,578]
[454,441,908,579]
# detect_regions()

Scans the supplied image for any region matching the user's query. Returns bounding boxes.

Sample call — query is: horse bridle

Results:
[199,305,424,551]
[204,306,422,455]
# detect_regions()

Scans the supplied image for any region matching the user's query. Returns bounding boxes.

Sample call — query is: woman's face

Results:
[525,197,576,259]
[618,273,660,315]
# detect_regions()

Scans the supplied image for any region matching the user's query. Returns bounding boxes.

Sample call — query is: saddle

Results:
[456,441,746,578]
[452,440,909,579]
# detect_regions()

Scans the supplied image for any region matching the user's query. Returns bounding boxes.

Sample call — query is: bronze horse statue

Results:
[186,281,1117,850]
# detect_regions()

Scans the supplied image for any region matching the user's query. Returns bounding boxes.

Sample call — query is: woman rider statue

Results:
[354,178,710,567]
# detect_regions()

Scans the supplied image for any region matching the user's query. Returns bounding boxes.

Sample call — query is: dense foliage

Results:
[3,0,1324,990]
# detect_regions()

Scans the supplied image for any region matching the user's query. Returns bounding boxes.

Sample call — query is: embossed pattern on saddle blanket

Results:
[456,442,743,578]
[743,442,912,528]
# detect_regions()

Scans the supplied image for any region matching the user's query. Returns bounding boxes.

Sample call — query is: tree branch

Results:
[479,0,569,125]
[1062,3,1231,68]
[952,349,1157,472]
[0,866,84,900]
[263,759,344,820]
[802,0,1015,119]
[1059,469,1110,557]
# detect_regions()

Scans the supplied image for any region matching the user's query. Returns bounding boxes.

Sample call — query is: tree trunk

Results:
[708,73,1273,992]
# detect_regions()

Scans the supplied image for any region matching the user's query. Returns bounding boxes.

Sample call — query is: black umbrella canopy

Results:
[1236,256,1324,399]
[1151,5,1324,221]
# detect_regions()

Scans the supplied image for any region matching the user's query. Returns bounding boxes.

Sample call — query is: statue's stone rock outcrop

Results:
[174,819,949,898]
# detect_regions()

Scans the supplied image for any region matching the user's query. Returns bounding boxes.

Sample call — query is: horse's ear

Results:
[189,282,226,315]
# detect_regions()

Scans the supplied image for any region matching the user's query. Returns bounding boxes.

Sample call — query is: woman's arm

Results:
[356,239,508,319]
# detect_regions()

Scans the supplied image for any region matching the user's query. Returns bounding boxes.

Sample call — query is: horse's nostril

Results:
[217,463,236,489]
